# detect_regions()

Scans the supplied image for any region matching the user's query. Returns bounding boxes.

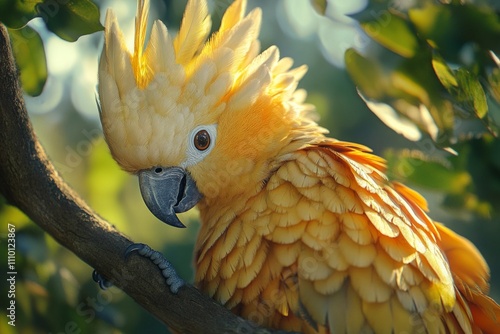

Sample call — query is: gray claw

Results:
[92,270,113,290]
[125,243,184,293]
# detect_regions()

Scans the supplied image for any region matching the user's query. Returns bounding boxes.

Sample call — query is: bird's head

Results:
[98,0,325,227]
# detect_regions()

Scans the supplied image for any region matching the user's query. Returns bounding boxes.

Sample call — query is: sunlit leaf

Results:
[391,70,430,105]
[359,12,419,58]
[358,92,421,141]
[432,55,458,90]
[8,26,47,96]
[36,0,103,42]
[398,100,440,141]
[393,52,456,142]
[0,0,42,28]
[347,47,458,144]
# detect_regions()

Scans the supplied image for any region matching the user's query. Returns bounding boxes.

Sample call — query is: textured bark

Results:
[0,24,293,334]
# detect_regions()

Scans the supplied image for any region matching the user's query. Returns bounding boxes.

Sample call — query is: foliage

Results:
[385,134,500,217]
[313,0,500,218]
[8,26,47,96]
[347,0,499,145]
[0,0,103,95]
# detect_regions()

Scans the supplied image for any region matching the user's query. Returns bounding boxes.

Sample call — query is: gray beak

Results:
[138,167,202,228]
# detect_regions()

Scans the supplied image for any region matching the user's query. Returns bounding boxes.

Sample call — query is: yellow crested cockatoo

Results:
[97,0,500,332]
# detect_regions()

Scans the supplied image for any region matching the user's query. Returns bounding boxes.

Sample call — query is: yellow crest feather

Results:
[133,0,152,88]
[98,0,323,172]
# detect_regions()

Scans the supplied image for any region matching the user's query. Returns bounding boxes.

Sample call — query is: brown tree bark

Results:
[0,23,294,334]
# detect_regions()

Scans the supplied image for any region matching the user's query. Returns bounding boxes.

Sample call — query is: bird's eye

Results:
[194,130,210,151]
[183,124,217,168]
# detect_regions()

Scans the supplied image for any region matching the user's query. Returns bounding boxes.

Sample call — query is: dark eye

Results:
[194,130,210,151]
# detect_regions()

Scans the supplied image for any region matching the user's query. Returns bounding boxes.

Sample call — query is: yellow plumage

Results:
[98,0,500,333]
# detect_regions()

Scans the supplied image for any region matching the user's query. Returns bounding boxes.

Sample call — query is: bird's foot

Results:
[125,243,184,294]
[92,270,113,290]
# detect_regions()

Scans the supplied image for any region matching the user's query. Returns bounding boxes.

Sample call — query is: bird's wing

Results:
[259,139,498,333]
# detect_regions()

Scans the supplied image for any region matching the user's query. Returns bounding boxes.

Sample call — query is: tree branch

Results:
[0,24,292,334]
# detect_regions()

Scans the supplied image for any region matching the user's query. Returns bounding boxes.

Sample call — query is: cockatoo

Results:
[97,0,500,332]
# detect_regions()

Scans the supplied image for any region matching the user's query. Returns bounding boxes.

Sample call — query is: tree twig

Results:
[0,23,294,334]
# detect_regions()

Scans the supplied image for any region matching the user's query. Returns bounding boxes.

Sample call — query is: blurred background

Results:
[1,0,500,333]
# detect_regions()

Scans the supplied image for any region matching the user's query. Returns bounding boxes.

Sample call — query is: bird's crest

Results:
[98,0,318,171]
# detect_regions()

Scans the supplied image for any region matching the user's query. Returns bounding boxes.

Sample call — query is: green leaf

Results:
[309,0,327,15]
[8,26,47,96]
[488,67,500,103]
[453,4,500,55]
[385,149,471,194]
[0,0,42,28]
[347,48,457,144]
[359,12,419,58]
[344,48,387,99]
[0,0,102,40]
[409,3,461,61]
[409,3,500,59]
[385,136,500,218]
[36,0,103,42]
[432,55,458,90]
[455,69,488,119]
[431,55,489,128]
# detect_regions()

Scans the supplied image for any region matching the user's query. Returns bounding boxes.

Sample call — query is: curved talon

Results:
[92,269,100,282]
[125,242,149,259]
[92,270,113,290]
[124,242,185,294]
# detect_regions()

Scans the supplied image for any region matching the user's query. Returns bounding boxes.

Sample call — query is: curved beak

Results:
[138,167,202,228]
